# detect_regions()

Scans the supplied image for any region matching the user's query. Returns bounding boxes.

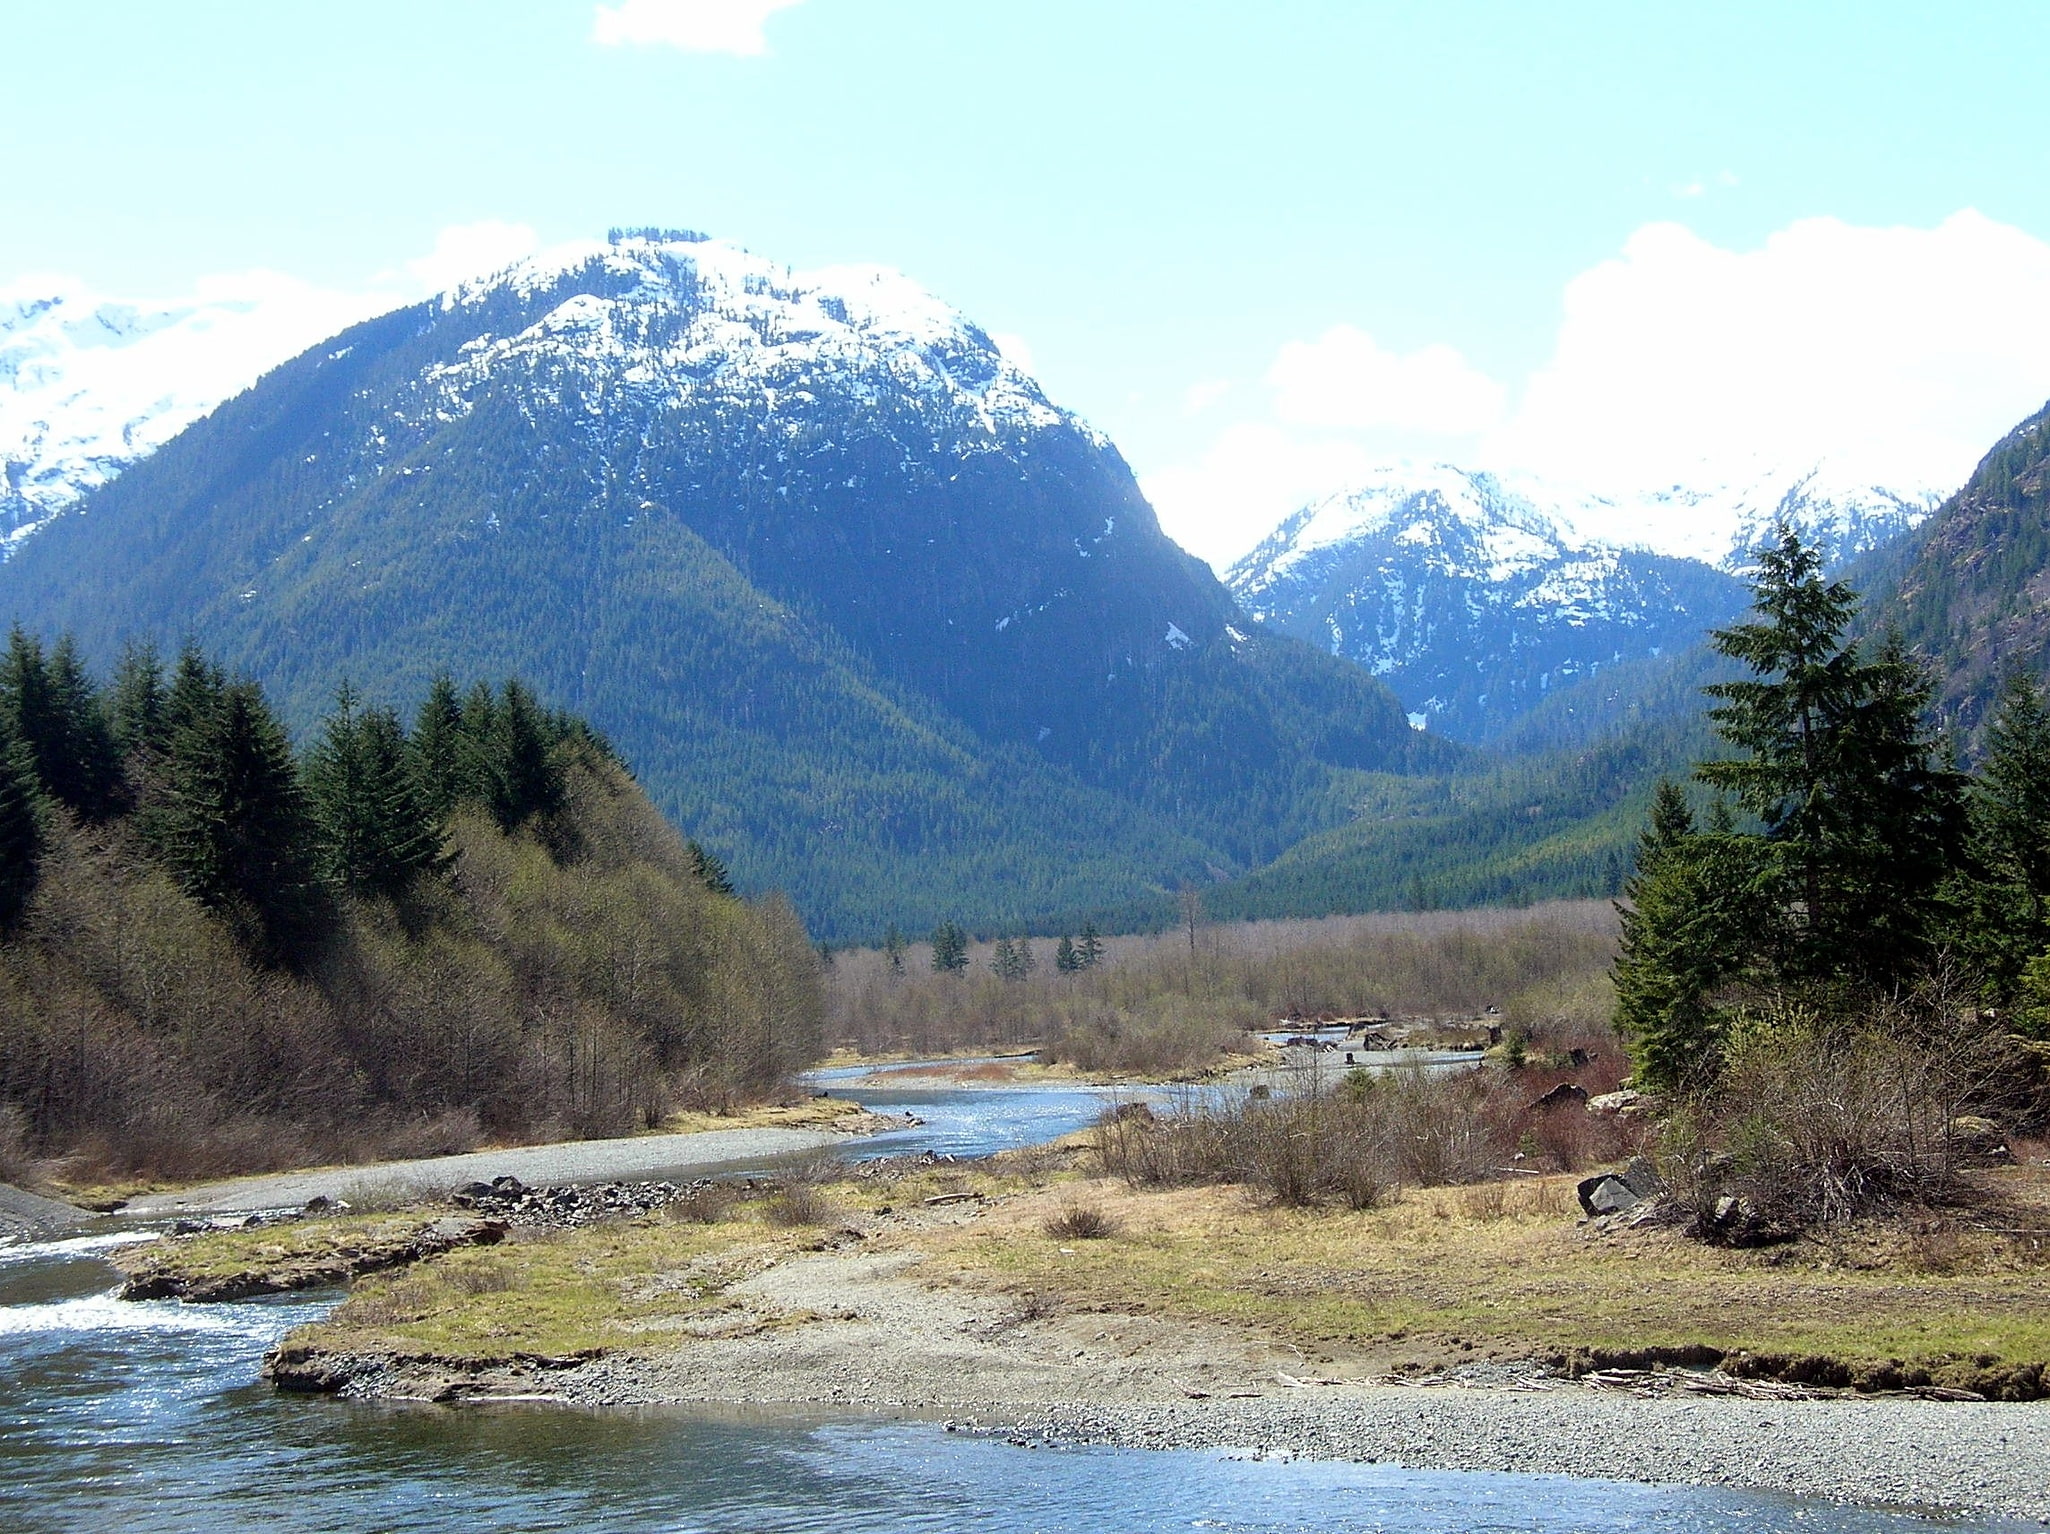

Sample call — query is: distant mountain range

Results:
[0,231,1452,939]
[1226,464,1944,744]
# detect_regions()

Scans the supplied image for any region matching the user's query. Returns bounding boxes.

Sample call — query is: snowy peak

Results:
[420,230,1073,448]
[0,274,390,547]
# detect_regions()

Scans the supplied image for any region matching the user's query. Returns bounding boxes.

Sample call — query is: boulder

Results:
[1946,1115,2010,1165]
[1587,1089,1648,1117]
[1530,1082,1589,1112]
[1576,1173,1642,1217]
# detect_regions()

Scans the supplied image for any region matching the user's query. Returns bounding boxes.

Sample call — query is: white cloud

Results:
[592,0,805,55]
[990,330,1036,375]
[1141,423,1382,570]
[1149,209,2050,571]
[1268,324,1504,435]
[1487,210,2050,495]
[1182,378,1230,415]
[402,220,540,292]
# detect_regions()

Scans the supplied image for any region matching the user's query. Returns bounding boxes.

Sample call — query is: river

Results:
[0,1071,2029,1533]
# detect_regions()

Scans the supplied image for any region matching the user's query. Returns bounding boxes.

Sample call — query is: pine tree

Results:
[687,839,735,896]
[1055,934,1078,973]
[0,628,121,820]
[883,924,905,975]
[146,678,325,966]
[1957,671,2050,995]
[109,639,169,767]
[1076,922,1104,970]
[0,711,43,930]
[486,679,566,834]
[1697,529,1964,986]
[303,684,446,900]
[409,672,472,819]
[931,920,968,973]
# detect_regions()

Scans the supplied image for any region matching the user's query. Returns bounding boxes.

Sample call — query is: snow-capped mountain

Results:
[0,229,1449,935]
[1227,466,1752,743]
[1564,466,1945,573]
[0,275,388,548]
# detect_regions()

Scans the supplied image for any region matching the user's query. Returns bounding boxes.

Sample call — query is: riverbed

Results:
[2,1073,2042,1532]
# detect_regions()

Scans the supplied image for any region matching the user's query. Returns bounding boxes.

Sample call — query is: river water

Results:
[0,1073,2028,1533]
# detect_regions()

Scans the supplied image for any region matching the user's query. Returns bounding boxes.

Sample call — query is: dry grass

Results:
[1042,1203,1120,1240]
[921,1164,2050,1393]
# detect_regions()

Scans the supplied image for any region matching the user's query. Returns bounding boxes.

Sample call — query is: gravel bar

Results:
[123,1127,845,1216]
[996,1390,2050,1522]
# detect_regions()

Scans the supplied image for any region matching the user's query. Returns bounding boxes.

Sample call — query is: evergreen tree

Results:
[486,679,567,834]
[0,628,121,820]
[109,639,170,767]
[303,684,446,900]
[1697,529,1964,986]
[687,838,735,896]
[1076,922,1104,970]
[1955,671,2050,997]
[146,679,324,965]
[992,937,1032,981]
[409,672,472,819]
[0,711,43,930]
[1055,934,1078,973]
[883,924,906,975]
[162,643,227,738]
[931,920,968,973]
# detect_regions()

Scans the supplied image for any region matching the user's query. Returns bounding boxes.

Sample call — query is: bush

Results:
[1043,1204,1120,1239]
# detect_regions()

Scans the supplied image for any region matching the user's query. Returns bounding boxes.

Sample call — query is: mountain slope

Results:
[1862,399,2050,737]
[0,231,1452,936]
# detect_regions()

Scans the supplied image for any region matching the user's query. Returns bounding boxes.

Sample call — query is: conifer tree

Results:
[1957,671,2050,995]
[1697,529,1964,986]
[146,678,324,965]
[409,672,471,819]
[883,924,906,975]
[931,920,968,973]
[1077,922,1104,970]
[304,684,446,900]
[1055,934,1078,973]
[0,711,43,930]
[0,628,121,820]
[687,838,735,896]
[109,640,169,763]
[487,679,566,834]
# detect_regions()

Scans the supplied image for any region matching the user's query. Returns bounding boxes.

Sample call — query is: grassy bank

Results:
[256,1149,2050,1399]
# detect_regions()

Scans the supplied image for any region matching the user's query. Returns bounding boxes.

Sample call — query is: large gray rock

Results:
[1576,1173,1642,1217]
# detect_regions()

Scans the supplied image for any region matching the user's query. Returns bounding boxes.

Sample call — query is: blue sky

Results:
[7,1,2050,561]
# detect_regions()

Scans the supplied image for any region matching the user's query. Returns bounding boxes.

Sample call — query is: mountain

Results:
[1225,467,1747,744]
[0,274,379,548]
[1225,463,1942,746]
[1863,399,2050,737]
[0,230,1455,939]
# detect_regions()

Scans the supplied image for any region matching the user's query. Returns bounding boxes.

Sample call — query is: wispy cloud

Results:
[592,0,806,56]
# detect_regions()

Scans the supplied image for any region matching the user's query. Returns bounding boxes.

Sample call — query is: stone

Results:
[1587,1089,1648,1117]
[1530,1082,1589,1112]
[1576,1173,1642,1217]
[302,1195,334,1214]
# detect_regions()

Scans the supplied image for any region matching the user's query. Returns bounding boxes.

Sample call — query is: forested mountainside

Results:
[1859,400,2050,738]
[0,232,1454,939]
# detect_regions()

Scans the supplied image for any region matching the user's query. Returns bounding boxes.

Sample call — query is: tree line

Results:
[0,634,823,1181]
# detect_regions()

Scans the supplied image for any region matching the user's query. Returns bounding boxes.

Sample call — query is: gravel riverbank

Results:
[122,1126,848,1217]
[1000,1391,2050,1523]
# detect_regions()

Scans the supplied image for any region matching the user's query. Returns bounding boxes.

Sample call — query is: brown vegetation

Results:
[825,901,1617,1073]
[0,761,824,1184]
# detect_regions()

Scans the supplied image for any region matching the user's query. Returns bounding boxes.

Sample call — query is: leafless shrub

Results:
[1668,971,2035,1231]
[666,1183,738,1223]
[1460,1181,1509,1220]
[0,1104,41,1188]
[1043,1203,1121,1239]
[763,1181,834,1227]
[438,1257,517,1294]
[336,1177,428,1213]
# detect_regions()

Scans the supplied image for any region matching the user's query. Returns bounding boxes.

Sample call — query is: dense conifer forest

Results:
[0,636,823,1181]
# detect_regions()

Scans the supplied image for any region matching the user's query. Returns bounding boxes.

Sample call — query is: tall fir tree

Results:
[687,838,735,896]
[0,710,43,931]
[883,924,906,975]
[487,679,567,834]
[1055,934,1078,973]
[145,679,324,966]
[303,684,446,900]
[1697,529,1964,987]
[1076,922,1104,970]
[0,628,122,820]
[931,920,968,973]
[1956,670,2050,996]
[408,672,472,820]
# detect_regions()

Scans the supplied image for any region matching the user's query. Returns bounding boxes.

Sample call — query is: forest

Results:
[0,635,823,1183]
